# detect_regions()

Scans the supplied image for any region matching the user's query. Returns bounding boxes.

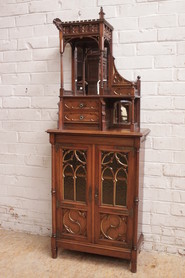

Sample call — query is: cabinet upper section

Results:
[53,7,140,98]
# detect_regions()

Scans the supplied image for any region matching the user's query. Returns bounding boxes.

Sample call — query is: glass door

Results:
[57,144,92,243]
[94,145,135,248]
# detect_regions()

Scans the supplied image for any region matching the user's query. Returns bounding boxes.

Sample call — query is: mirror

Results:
[113,100,131,125]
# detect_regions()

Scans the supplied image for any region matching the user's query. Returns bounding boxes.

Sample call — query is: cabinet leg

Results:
[131,249,137,273]
[130,259,137,273]
[51,235,58,259]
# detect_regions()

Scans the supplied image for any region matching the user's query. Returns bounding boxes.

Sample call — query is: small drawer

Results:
[64,112,99,123]
[64,99,99,111]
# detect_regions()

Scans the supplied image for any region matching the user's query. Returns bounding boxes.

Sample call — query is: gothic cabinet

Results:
[47,8,149,273]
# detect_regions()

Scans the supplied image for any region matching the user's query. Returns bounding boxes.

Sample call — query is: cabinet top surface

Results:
[47,128,150,138]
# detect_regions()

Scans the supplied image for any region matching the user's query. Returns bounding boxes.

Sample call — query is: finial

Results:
[137,76,141,80]
[53,18,63,31]
[99,7,105,19]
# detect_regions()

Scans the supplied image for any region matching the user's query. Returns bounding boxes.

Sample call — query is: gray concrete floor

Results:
[0,229,184,278]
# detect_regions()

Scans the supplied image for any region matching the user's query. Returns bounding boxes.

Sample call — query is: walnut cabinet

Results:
[47,7,149,273]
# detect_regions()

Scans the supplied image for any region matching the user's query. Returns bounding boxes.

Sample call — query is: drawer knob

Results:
[79,103,84,108]
[80,115,84,120]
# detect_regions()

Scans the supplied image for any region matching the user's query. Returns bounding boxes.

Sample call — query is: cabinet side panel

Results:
[137,138,146,245]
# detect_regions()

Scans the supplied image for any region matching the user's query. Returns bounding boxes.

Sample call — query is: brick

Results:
[13,85,44,96]
[62,0,96,10]
[143,124,172,137]
[173,151,185,164]
[33,24,55,37]
[159,1,185,14]
[8,109,41,121]
[17,61,47,73]
[137,42,176,55]
[4,50,32,62]
[0,63,16,74]
[47,11,75,24]
[48,36,58,48]
[98,0,133,5]
[145,149,173,163]
[163,164,185,177]
[152,202,171,214]
[155,55,175,68]
[176,55,185,67]
[144,163,163,176]
[116,56,153,70]
[171,204,185,216]
[31,97,58,109]
[136,69,173,82]
[47,60,60,72]
[179,13,185,26]
[29,0,60,13]
[41,109,58,121]
[0,132,17,143]
[2,121,54,132]
[120,30,157,44]
[0,3,28,16]
[0,164,50,179]
[158,27,185,42]
[0,40,17,51]
[177,69,185,80]
[142,96,172,110]
[44,84,59,96]
[172,177,185,190]
[18,37,48,50]
[3,97,30,108]
[30,73,59,85]
[154,138,185,151]
[158,82,185,96]
[109,17,138,30]
[32,49,58,61]
[143,111,184,124]
[113,44,136,57]
[172,191,185,203]
[0,29,8,39]
[0,154,24,165]
[172,125,185,137]
[177,42,185,54]
[18,132,48,144]
[9,26,33,39]
[120,3,158,17]
[16,13,46,26]
[25,154,50,168]
[0,17,15,28]
[174,97,185,109]
[139,15,177,29]
[2,74,30,85]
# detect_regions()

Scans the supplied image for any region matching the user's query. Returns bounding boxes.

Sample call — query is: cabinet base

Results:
[51,234,144,273]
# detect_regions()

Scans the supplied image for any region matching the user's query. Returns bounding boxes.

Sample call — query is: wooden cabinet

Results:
[47,7,149,273]
[48,130,149,272]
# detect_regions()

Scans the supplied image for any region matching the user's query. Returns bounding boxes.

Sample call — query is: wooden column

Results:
[99,7,105,95]
[72,44,76,95]
[60,31,64,96]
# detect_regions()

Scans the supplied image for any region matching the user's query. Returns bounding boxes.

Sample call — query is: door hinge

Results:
[56,200,60,208]
[89,187,92,202]
[128,208,133,218]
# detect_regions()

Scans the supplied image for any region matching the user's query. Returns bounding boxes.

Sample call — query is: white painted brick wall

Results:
[0,0,185,256]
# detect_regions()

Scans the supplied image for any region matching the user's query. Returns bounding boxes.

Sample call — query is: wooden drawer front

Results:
[64,112,99,123]
[64,99,99,111]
